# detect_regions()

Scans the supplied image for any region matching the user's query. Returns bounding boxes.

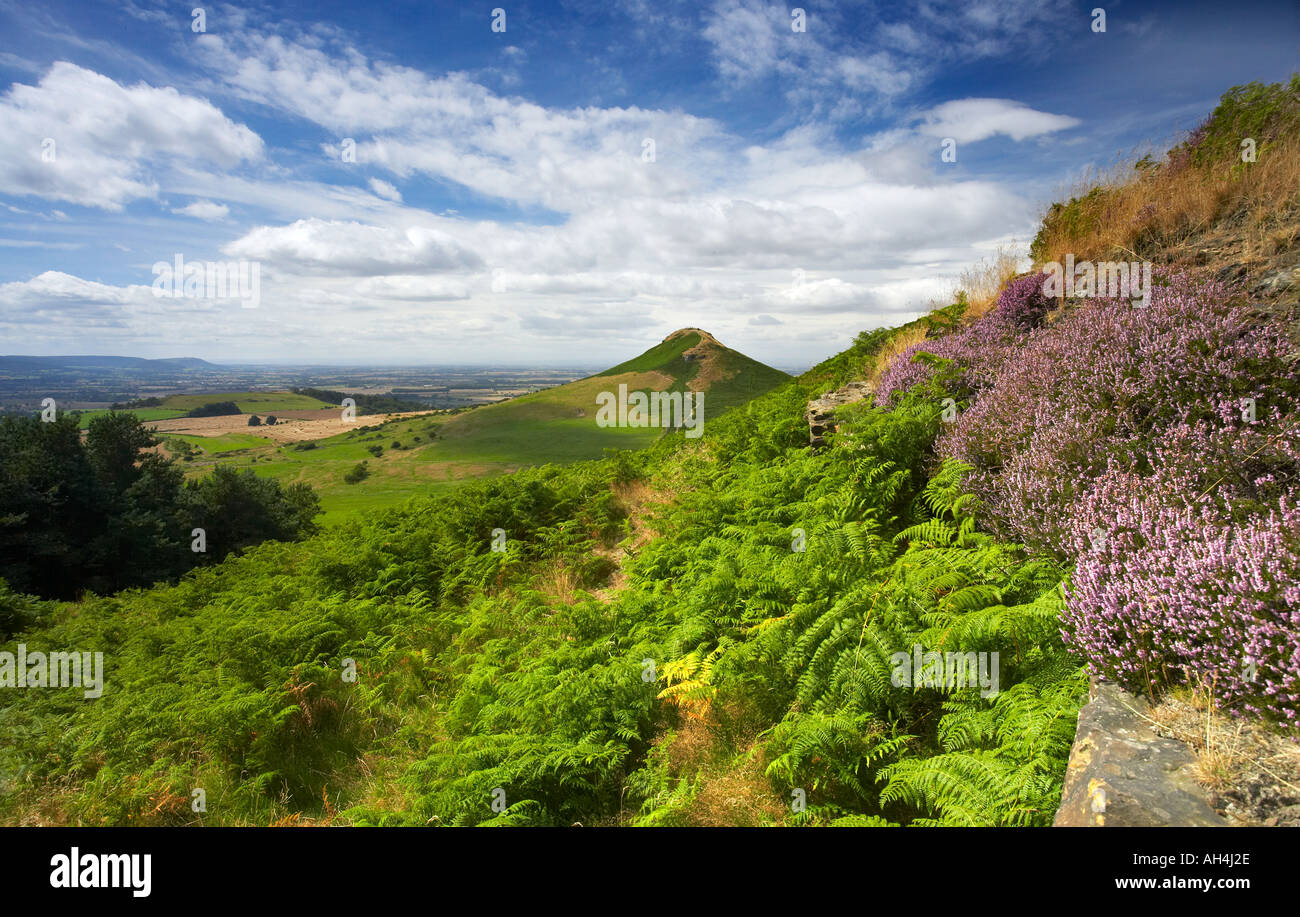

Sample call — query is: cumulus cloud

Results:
[0,270,140,310]
[0,19,1066,364]
[223,219,484,275]
[0,62,263,210]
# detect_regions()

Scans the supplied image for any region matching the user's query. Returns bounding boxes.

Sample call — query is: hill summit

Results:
[594,327,790,415]
[422,327,791,470]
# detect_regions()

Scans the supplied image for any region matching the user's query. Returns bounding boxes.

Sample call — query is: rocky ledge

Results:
[1054,679,1228,827]
[806,381,873,447]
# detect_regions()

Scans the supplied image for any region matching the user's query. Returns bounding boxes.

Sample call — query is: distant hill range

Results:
[0,355,218,373]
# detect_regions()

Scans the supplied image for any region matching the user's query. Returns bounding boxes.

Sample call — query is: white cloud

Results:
[223,219,483,275]
[172,200,230,221]
[368,178,402,202]
[914,98,1081,144]
[354,275,470,301]
[0,270,139,309]
[0,62,263,210]
[0,26,1062,365]
[693,0,1064,120]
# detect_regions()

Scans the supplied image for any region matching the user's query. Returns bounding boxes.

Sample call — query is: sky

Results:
[0,0,1296,369]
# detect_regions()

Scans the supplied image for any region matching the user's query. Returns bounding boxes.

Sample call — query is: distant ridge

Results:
[0,355,218,371]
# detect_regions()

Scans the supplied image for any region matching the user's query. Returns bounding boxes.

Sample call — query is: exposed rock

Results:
[805,381,872,447]
[1054,679,1228,827]
[1264,805,1300,827]
[1251,265,1299,298]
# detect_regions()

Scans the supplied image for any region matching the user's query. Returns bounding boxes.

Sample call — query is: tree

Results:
[0,411,320,599]
[0,414,102,597]
[248,414,262,426]
[344,461,369,484]
[86,410,157,493]
[183,466,320,564]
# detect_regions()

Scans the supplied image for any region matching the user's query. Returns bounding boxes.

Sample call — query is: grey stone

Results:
[1251,266,1299,297]
[1053,679,1228,827]
[805,381,873,446]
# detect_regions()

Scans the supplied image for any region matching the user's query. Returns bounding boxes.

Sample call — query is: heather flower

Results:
[1062,481,1300,725]
[938,270,1300,554]
[878,266,1300,723]
[873,272,1051,407]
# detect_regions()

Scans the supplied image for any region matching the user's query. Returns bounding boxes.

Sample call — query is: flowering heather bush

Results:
[875,265,1300,723]
[1062,474,1300,724]
[937,271,1300,555]
[872,272,1050,407]
[986,270,1055,331]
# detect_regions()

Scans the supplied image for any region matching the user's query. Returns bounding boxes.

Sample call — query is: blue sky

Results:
[0,0,1296,367]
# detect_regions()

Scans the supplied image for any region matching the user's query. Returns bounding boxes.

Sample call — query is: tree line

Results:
[0,411,319,604]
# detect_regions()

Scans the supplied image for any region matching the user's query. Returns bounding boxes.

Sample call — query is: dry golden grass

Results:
[590,480,669,601]
[1147,685,1249,792]
[655,709,788,827]
[663,712,722,774]
[686,754,788,827]
[1033,132,1300,269]
[955,245,1026,319]
[538,563,581,605]
[865,323,928,388]
[8,786,85,826]
[609,479,667,524]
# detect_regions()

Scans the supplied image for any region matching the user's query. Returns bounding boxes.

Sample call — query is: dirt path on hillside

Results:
[590,481,668,602]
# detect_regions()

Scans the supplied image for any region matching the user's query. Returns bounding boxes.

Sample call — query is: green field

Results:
[75,391,335,429]
[158,391,336,412]
[200,407,661,519]
[166,432,275,454]
[76,407,186,428]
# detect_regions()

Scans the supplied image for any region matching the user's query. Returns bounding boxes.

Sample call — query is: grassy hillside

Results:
[1,79,1294,829]
[597,328,791,415]
[170,331,788,520]
[205,408,659,518]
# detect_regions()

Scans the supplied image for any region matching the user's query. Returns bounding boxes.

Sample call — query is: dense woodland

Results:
[0,412,319,601]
